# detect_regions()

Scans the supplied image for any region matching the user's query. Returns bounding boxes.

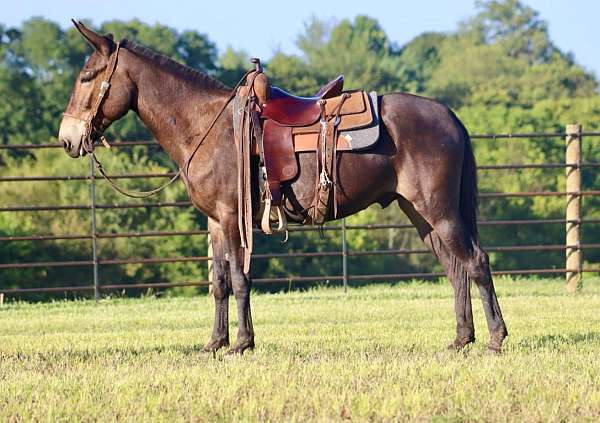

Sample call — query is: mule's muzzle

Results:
[60,138,72,151]
[60,135,85,158]
[58,116,87,158]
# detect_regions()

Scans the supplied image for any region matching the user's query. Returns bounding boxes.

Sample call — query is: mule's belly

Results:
[283,146,398,221]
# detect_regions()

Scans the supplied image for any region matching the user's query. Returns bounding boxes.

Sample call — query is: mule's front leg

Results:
[227,249,255,354]
[203,258,231,352]
[217,220,254,354]
[203,219,231,352]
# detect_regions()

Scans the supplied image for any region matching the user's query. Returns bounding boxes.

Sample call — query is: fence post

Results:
[342,218,348,293]
[207,232,213,295]
[89,156,100,301]
[565,124,582,292]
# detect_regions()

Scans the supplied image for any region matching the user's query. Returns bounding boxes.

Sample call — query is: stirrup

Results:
[261,198,287,235]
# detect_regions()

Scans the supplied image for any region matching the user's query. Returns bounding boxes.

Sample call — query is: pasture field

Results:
[1,278,600,421]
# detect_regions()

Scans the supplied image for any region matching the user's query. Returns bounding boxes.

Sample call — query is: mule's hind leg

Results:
[407,202,508,352]
[422,210,508,352]
[398,199,475,350]
[203,218,231,352]
[468,246,508,352]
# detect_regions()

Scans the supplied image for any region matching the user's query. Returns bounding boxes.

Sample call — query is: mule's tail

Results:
[448,112,480,331]
[452,111,480,246]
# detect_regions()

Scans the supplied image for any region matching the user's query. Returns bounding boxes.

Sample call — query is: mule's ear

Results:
[72,19,115,57]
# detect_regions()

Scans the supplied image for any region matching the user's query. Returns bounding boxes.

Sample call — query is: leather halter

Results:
[63,42,122,154]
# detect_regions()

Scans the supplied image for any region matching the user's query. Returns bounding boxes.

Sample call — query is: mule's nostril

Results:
[61,139,72,151]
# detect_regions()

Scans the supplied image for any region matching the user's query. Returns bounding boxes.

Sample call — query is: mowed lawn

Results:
[1,278,600,421]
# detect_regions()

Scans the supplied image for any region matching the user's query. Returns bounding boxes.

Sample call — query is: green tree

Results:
[396,32,446,94]
[464,0,555,63]
[0,148,208,297]
[0,18,86,150]
[427,1,597,108]
[269,16,405,94]
[216,46,249,87]
[266,52,320,95]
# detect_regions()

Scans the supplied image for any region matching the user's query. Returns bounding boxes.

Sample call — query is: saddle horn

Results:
[250,58,263,73]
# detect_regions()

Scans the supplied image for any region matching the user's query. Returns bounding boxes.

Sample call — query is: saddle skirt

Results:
[292,91,380,152]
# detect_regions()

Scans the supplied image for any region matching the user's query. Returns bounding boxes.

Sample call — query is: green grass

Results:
[1,277,600,421]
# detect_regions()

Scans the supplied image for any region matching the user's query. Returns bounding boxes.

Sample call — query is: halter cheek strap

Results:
[63,42,121,153]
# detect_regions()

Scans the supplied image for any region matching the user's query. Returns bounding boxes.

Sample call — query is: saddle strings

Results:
[305,93,350,225]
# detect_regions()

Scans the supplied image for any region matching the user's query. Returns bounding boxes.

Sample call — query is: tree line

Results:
[1,0,599,297]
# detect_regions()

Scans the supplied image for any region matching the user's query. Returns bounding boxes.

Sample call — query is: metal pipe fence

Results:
[1,126,599,297]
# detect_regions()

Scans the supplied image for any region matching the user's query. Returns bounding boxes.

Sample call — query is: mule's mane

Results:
[121,39,230,91]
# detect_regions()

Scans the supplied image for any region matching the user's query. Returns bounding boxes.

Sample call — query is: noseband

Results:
[63,42,121,154]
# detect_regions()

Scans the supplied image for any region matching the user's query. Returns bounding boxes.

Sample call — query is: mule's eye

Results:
[80,70,95,83]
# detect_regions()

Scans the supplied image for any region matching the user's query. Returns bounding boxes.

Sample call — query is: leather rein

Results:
[66,41,251,198]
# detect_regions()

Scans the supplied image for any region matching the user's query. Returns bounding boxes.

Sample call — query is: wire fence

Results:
[1,127,599,297]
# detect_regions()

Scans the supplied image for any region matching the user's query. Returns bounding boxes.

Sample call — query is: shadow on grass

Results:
[1,343,209,363]
[517,332,600,350]
[2,341,434,363]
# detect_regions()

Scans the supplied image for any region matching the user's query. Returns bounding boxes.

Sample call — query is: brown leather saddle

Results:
[234,59,379,235]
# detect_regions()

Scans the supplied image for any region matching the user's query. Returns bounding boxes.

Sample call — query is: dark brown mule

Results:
[59,22,508,354]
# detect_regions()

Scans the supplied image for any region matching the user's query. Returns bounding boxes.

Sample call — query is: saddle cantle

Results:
[315,75,345,98]
[233,58,380,243]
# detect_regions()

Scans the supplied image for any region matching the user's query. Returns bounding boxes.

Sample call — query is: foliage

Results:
[216,46,249,87]
[269,16,405,95]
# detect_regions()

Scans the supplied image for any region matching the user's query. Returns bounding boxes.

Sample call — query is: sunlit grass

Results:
[1,277,600,421]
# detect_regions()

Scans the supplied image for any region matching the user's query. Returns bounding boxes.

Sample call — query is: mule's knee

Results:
[231,276,251,300]
[211,259,231,300]
[213,282,230,301]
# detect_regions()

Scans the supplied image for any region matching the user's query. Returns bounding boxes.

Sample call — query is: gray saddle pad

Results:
[340,91,379,151]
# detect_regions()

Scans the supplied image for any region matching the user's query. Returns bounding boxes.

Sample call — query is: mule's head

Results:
[59,21,135,158]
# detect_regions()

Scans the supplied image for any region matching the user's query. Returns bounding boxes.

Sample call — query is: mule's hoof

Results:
[487,344,502,354]
[447,337,475,351]
[488,331,507,354]
[226,338,255,355]
[202,337,229,353]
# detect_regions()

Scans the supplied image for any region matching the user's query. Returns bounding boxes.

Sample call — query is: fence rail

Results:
[1,126,599,297]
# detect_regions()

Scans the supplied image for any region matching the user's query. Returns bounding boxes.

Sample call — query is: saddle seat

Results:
[260,75,344,126]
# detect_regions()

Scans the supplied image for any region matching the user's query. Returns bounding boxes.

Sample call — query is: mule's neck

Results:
[123,49,231,167]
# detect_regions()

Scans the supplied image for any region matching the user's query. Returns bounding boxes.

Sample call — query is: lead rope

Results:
[90,69,253,199]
